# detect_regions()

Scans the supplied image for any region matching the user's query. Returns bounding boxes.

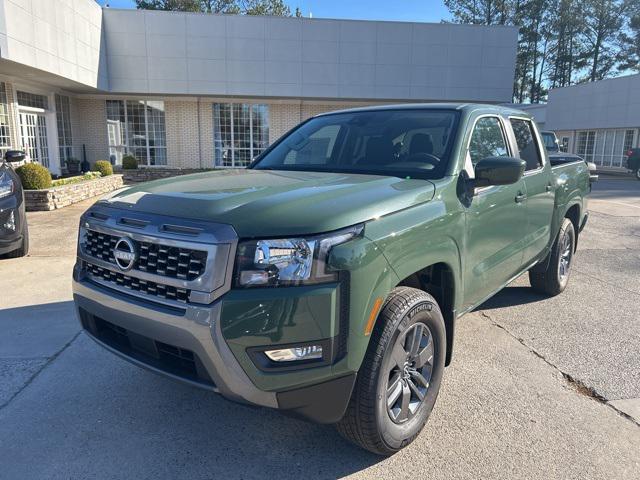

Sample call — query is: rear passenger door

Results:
[508,117,554,265]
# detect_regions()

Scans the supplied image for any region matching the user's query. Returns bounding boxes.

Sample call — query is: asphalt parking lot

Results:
[0,175,639,479]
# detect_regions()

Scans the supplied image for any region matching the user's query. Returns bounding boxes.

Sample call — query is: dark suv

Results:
[626,148,640,180]
[0,151,29,258]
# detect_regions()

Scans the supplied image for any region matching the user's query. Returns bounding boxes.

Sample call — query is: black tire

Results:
[336,287,446,455]
[635,168,640,181]
[529,218,575,296]
[4,220,29,258]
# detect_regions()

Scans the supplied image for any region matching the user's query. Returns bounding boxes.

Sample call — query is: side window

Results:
[468,117,509,166]
[510,118,543,171]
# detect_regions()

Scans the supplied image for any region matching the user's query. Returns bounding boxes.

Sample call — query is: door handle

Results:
[546,183,552,192]
[515,192,526,203]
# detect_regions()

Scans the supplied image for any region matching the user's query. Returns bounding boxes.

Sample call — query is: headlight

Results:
[234,225,363,287]
[0,171,15,199]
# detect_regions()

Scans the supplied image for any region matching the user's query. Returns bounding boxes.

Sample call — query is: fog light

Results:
[264,345,323,362]
[2,210,15,232]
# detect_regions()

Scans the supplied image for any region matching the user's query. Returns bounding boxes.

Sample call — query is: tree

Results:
[617,10,640,72]
[135,0,201,11]
[241,0,291,16]
[580,0,629,82]
[134,0,291,15]
[443,0,512,24]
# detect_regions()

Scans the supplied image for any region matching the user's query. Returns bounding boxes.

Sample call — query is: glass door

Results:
[19,111,50,168]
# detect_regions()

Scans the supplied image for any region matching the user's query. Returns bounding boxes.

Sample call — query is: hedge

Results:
[16,163,52,190]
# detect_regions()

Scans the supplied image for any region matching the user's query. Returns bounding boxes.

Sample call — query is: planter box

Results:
[122,168,214,183]
[24,174,124,211]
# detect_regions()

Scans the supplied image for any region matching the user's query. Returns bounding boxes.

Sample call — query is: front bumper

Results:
[73,270,356,423]
[0,195,25,255]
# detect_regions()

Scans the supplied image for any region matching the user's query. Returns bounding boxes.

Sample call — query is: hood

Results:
[101,169,435,237]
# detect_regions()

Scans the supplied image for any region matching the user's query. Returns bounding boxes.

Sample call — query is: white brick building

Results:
[0,0,518,175]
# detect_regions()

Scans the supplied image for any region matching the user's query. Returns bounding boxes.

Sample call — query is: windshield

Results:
[252,109,460,179]
[541,132,559,151]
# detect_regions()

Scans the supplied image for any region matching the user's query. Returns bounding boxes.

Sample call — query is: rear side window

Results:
[510,119,543,171]
[468,117,509,166]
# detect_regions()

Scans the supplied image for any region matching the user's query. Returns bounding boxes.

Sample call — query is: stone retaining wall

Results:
[24,174,124,211]
[122,168,215,183]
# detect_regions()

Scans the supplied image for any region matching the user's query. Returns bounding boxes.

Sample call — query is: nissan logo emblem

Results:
[113,237,137,271]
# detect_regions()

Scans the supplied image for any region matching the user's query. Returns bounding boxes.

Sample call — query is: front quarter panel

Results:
[362,177,465,315]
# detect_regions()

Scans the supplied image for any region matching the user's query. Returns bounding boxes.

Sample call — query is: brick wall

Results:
[199,102,214,168]
[24,174,124,211]
[165,100,201,169]
[74,98,109,165]
[122,168,213,183]
[2,81,20,149]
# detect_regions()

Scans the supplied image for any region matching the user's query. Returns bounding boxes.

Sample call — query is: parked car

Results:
[73,104,590,455]
[541,130,560,152]
[626,148,640,180]
[0,150,29,258]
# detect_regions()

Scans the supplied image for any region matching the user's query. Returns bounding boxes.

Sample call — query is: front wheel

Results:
[529,218,575,296]
[336,287,446,455]
[635,168,640,181]
[4,220,29,258]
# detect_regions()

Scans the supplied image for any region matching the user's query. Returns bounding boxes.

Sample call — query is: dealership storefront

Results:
[545,74,640,169]
[0,0,518,175]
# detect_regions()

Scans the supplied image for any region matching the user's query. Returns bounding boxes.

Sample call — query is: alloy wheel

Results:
[385,322,434,424]
[558,230,573,281]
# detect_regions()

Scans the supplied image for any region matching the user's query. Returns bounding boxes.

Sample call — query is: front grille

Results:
[80,312,215,388]
[85,229,208,280]
[86,263,190,303]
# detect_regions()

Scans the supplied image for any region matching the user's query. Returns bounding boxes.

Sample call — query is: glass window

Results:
[253,109,460,180]
[55,94,74,164]
[623,129,635,155]
[0,82,10,155]
[213,103,269,167]
[561,137,569,152]
[106,100,166,166]
[17,91,48,109]
[468,117,509,166]
[576,130,596,163]
[510,118,543,171]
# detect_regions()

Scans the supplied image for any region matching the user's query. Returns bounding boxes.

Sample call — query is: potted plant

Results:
[66,158,81,175]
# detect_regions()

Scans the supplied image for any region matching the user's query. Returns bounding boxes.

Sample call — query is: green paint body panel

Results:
[87,104,591,402]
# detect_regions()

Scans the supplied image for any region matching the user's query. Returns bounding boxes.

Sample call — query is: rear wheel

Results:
[336,287,446,455]
[529,218,575,296]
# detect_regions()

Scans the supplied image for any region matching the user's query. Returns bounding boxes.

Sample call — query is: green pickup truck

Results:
[73,104,590,455]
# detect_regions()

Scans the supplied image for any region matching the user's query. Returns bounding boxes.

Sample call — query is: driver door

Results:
[462,116,528,310]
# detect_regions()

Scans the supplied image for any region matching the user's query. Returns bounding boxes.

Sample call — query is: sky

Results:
[95,0,452,23]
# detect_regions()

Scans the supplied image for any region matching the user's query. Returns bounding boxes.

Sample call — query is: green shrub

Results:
[16,163,52,190]
[122,155,138,170]
[92,160,113,177]
[83,171,102,180]
[50,172,102,187]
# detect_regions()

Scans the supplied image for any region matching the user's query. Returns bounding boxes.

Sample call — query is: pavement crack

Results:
[0,331,82,412]
[479,311,640,428]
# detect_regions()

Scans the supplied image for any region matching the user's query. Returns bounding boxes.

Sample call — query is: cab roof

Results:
[315,103,532,119]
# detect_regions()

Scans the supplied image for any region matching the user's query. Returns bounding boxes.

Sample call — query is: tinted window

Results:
[541,131,559,151]
[511,119,543,170]
[253,109,460,180]
[468,117,509,166]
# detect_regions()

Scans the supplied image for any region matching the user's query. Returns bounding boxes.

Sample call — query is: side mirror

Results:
[4,150,26,163]
[474,157,525,188]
